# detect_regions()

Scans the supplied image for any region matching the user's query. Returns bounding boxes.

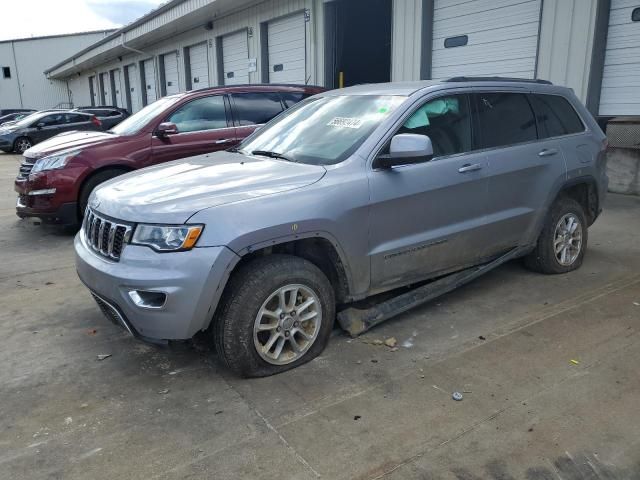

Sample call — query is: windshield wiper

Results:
[251,150,296,162]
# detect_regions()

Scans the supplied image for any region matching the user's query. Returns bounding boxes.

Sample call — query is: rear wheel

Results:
[214,255,335,377]
[524,196,588,274]
[78,169,129,218]
[13,137,32,154]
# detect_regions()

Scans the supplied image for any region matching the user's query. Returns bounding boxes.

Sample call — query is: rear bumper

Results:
[75,231,239,341]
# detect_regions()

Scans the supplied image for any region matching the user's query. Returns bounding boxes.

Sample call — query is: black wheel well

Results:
[559,181,599,225]
[232,238,351,304]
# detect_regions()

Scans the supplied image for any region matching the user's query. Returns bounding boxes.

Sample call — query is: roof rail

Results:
[445,76,553,85]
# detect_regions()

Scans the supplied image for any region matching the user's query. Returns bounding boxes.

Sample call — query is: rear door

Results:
[65,113,97,133]
[150,95,235,165]
[229,92,285,140]
[473,90,565,254]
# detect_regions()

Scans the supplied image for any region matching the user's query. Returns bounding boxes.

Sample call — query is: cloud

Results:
[0,0,166,41]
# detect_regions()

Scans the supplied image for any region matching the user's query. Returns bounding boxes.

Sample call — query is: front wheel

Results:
[13,137,32,154]
[524,196,588,274]
[214,255,335,377]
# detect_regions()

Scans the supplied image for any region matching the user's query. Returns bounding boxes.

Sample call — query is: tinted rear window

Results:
[231,92,284,126]
[474,93,537,149]
[529,94,584,138]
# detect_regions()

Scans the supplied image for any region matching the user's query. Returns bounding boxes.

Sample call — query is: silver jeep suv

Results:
[75,77,608,377]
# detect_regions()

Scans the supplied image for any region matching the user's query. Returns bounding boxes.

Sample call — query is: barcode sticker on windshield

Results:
[327,117,363,129]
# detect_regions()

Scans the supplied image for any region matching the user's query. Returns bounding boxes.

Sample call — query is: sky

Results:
[0,0,167,41]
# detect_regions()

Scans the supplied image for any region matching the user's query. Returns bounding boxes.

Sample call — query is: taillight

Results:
[91,116,102,127]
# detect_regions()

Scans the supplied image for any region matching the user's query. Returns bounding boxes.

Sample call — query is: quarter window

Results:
[167,96,227,133]
[474,93,537,149]
[398,94,472,157]
[231,92,284,126]
[529,94,584,138]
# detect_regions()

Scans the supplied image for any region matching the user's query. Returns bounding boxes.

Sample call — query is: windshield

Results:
[110,96,181,135]
[238,95,407,165]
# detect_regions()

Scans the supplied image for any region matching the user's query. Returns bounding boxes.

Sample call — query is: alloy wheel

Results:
[554,213,583,266]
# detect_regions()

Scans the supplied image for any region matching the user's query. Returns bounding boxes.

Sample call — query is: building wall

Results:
[0,31,112,110]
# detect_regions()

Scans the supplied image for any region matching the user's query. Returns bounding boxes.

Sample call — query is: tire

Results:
[214,254,335,377]
[78,169,129,218]
[13,137,32,154]
[524,196,588,274]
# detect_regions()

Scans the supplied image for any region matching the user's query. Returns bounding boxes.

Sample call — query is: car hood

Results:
[91,151,327,224]
[24,131,119,158]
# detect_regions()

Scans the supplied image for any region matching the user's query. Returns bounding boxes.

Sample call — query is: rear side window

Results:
[529,94,584,138]
[66,113,88,123]
[231,92,284,126]
[168,96,227,132]
[474,93,537,149]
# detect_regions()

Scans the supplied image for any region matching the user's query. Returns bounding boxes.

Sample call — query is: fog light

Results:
[128,290,167,309]
[27,188,56,196]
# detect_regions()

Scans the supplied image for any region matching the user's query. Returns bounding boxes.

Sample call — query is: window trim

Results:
[444,35,468,48]
[527,93,587,141]
[228,91,287,128]
[159,94,232,135]
[2,66,11,79]
[632,7,640,21]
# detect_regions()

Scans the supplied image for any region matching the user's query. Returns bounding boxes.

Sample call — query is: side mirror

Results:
[156,122,178,137]
[373,133,434,169]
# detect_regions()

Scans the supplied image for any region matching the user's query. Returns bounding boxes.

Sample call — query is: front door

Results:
[368,93,490,292]
[150,94,237,166]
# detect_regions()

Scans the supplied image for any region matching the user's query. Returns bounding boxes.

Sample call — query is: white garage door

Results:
[89,76,98,106]
[143,59,157,105]
[268,12,306,84]
[112,69,124,108]
[431,0,542,79]
[126,64,142,113]
[222,30,249,85]
[162,52,180,95]
[100,72,111,105]
[599,0,640,116]
[188,43,210,90]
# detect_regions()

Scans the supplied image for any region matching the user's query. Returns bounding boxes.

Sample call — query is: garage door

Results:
[89,76,98,106]
[222,30,249,85]
[187,43,210,90]
[267,12,306,84]
[143,58,157,105]
[125,64,142,113]
[431,0,542,79]
[112,69,124,108]
[100,72,111,105]
[162,52,180,96]
[599,0,640,116]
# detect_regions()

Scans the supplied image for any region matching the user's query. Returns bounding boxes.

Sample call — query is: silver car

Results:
[75,78,608,377]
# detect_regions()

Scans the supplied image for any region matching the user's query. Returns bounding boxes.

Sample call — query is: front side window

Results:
[529,94,584,138]
[231,93,284,126]
[167,96,227,133]
[398,94,472,157]
[38,114,66,127]
[110,96,180,135]
[239,95,407,166]
[474,93,537,149]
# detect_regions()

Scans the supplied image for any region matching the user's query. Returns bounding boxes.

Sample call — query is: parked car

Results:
[74,77,608,377]
[14,84,323,225]
[0,109,70,129]
[0,108,35,117]
[1,111,101,153]
[0,112,31,126]
[73,107,130,129]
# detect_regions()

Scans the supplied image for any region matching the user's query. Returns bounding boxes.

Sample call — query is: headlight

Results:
[31,150,80,174]
[131,224,203,252]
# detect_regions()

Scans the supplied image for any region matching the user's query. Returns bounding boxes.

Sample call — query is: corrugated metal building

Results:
[41,0,640,119]
[0,30,115,110]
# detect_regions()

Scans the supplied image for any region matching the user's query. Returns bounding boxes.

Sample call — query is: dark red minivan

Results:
[15,84,324,225]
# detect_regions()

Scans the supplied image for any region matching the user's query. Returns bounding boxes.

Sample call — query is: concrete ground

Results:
[1,151,639,480]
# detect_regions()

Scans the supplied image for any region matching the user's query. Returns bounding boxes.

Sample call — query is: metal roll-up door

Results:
[100,72,111,105]
[267,12,306,84]
[126,64,141,113]
[162,52,180,95]
[599,0,640,116]
[112,69,123,108]
[143,59,157,105]
[222,30,249,85]
[431,0,542,79]
[89,76,98,106]
[187,43,210,89]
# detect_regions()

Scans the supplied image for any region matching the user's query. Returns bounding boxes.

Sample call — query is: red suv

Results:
[15,84,323,225]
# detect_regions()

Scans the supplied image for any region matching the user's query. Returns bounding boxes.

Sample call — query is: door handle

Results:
[458,163,482,173]
[538,148,559,157]
[215,138,234,144]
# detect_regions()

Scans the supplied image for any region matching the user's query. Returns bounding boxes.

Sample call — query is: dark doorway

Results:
[324,0,392,88]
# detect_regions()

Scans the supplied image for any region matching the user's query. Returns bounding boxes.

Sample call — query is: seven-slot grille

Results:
[17,155,37,179]
[83,209,132,261]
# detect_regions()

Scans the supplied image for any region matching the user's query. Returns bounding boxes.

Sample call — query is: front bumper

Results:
[75,231,239,341]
